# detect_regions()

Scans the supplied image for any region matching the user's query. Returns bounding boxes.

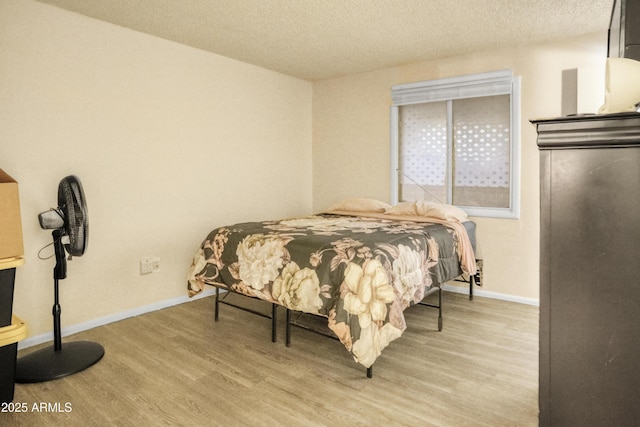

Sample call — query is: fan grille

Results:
[57,176,88,256]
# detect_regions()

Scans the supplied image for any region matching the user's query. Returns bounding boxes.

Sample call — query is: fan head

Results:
[38,175,89,257]
[58,175,88,257]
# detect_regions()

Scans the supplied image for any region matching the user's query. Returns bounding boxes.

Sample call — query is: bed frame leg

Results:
[469,274,474,300]
[367,366,373,378]
[214,287,220,321]
[271,304,277,343]
[285,308,291,347]
[438,287,443,331]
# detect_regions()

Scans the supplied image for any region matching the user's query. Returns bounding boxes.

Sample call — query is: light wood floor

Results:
[3,291,538,426]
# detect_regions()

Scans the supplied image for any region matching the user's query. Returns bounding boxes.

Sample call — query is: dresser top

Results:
[531,112,640,149]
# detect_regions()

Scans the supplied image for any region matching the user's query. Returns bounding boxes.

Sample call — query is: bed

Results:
[187,198,477,377]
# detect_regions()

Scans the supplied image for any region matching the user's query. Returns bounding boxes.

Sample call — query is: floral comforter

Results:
[187,213,475,368]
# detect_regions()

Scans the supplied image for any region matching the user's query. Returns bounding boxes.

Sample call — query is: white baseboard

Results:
[18,288,216,350]
[18,283,537,350]
[443,283,540,306]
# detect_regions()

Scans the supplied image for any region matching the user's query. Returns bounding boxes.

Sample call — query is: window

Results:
[390,70,521,219]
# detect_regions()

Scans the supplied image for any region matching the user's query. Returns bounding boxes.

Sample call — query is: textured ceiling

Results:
[37,0,614,81]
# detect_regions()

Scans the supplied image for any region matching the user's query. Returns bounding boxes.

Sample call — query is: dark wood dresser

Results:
[532,113,640,426]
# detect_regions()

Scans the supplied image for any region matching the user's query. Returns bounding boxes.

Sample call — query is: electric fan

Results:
[15,175,104,383]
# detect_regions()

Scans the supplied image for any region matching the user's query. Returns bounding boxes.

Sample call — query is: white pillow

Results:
[598,58,640,114]
[385,201,468,222]
[384,202,418,216]
[416,201,468,222]
[327,198,391,213]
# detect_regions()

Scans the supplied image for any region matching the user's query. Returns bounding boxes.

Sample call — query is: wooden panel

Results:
[549,148,640,425]
[538,150,552,426]
[535,113,640,426]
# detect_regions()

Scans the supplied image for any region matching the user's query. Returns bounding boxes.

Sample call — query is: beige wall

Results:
[312,32,608,301]
[1,1,312,337]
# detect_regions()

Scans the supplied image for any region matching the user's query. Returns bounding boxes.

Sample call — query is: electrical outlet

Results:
[140,257,160,275]
[474,259,483,286]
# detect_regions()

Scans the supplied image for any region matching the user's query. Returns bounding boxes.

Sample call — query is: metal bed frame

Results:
[285,285,444,379]
[214,286,278,342]
[211,268,480,378]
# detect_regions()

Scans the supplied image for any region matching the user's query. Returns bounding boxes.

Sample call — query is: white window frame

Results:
[390,70,521,219]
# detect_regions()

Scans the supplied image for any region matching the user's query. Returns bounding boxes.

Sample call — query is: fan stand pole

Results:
[52,274,62,352]
[14,230,104,383]
[52,229,64,352]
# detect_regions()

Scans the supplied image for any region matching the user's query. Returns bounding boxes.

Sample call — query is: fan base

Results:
[15,341,104,383]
